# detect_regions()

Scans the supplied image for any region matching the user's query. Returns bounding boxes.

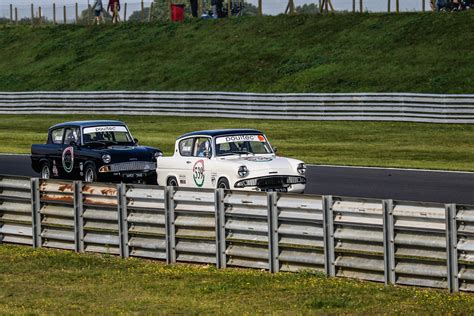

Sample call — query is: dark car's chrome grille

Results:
[235,176,306,189]
[109,161,156,172]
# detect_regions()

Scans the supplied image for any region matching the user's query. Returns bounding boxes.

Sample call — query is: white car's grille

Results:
[109,161,156,172]
[235,176,306,189]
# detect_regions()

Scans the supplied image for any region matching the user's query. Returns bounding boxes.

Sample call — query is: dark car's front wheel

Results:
[84,164,97,183]
[40,162,51,179]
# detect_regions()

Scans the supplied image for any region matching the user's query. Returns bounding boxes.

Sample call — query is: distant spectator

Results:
[108,0,121,24]
[92,0,103,25]
[436,0,447,10]
[190,0,198,17]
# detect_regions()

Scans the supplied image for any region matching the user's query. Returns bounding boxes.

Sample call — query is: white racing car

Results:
[156,129,306,193]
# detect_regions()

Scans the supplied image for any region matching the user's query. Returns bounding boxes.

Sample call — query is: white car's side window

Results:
[194,137,212,157]
[179,138,194,157]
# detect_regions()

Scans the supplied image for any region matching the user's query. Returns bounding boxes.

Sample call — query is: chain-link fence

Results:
[1,0,465,25]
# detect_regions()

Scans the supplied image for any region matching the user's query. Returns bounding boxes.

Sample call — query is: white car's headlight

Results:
[102,154,111,164]
[154,151,163,159]
[238,165,249,178]
[297,163,306,175]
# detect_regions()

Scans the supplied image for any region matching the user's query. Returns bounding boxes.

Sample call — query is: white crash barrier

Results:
[1,91,474,123]
[0,174,473,293]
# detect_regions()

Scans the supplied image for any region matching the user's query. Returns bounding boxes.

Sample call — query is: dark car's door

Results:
[61,127,81,178]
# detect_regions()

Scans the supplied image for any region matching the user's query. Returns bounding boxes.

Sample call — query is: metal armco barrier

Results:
[2,174,474,293]
[1,91,474,123]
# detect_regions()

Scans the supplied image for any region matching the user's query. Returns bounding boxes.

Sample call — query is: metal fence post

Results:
[73,181,84,253]
[165,186,176,264]
[117,183,129,258]
[446,204,459,292]
[53,3,57,24]
[9,4,13,24]
[124,3,128,22]
[215,188,227,268]
[148,2,154,22]
[387,0,391,12]
[383,199,395,285]
[63,6,67,24]
[31,4,34,26]
[267,192,279,273]
[30,178,41,248]
[323,195,335,277]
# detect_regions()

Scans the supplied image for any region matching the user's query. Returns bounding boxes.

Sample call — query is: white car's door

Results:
[185,137,213,189]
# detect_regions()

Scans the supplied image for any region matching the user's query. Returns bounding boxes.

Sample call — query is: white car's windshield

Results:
[82,126,133,145]
[215,134,273,156]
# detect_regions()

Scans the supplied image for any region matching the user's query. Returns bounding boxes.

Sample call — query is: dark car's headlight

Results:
[238,165,249,178]
[297,163,306,175]
[102,154,111,164]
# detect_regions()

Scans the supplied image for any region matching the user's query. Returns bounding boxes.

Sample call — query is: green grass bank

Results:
[2,114,474,171]
[0,245,473,314]
[0,12,473,93]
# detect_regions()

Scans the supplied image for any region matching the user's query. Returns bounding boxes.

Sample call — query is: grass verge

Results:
[0,245,473,314]
[0,13,473,93]
[1,114,474,171]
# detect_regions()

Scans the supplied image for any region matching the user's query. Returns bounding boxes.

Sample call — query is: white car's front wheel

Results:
[217,178,230,190]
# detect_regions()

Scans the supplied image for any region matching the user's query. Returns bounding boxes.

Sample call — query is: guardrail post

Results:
[323,195,335,277]
[165,186,176,264]
[446,204,459,292]
[73,181,84,253]
[383,199,395,285]
[267,192,279,273]
[31,178,41,248]
[117,183,129,258]
[215,188,226,268]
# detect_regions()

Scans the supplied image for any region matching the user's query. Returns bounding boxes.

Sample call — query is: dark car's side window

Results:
[179,138,194,157]
[50,128,65,144]
[63,128,80,145]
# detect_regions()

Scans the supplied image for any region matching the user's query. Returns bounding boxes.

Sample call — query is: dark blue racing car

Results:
[31,120,162,184]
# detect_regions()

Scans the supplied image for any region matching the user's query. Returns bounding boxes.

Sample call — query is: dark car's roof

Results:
[179,129,263,139]
[49,120,126,130]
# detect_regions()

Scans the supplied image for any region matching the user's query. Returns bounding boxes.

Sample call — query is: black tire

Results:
[217,178,230,190]
[167,177,178,187]
[40,162,51,180]
[84,164,97,183]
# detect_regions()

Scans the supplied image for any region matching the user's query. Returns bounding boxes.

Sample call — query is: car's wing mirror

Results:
[272,146,278,154]
[134,138,139,145]
[69,141,78,148]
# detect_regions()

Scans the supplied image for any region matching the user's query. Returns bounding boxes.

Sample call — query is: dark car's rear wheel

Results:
[84,164,97,183]
[167,177,178,187]
[217,178,230,190]
[40,162,51,179]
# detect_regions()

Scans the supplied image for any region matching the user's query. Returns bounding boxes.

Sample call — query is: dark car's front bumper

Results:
[98,161,157,184]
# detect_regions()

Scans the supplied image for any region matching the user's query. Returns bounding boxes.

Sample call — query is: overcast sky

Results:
[1,0,429,18]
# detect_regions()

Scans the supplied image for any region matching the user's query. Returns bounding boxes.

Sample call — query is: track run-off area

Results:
[1,154,474,205]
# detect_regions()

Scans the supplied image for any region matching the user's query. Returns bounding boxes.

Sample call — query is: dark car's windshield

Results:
[215,134,273,156]
[82,125,134,145]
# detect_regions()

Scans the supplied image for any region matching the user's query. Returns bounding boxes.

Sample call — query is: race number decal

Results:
[62,146,74,173]
[193,159,205,187]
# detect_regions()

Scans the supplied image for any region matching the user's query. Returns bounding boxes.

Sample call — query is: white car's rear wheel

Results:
[167,177,178,187]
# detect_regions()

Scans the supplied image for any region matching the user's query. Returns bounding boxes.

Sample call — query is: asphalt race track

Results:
[1,154,473,204]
